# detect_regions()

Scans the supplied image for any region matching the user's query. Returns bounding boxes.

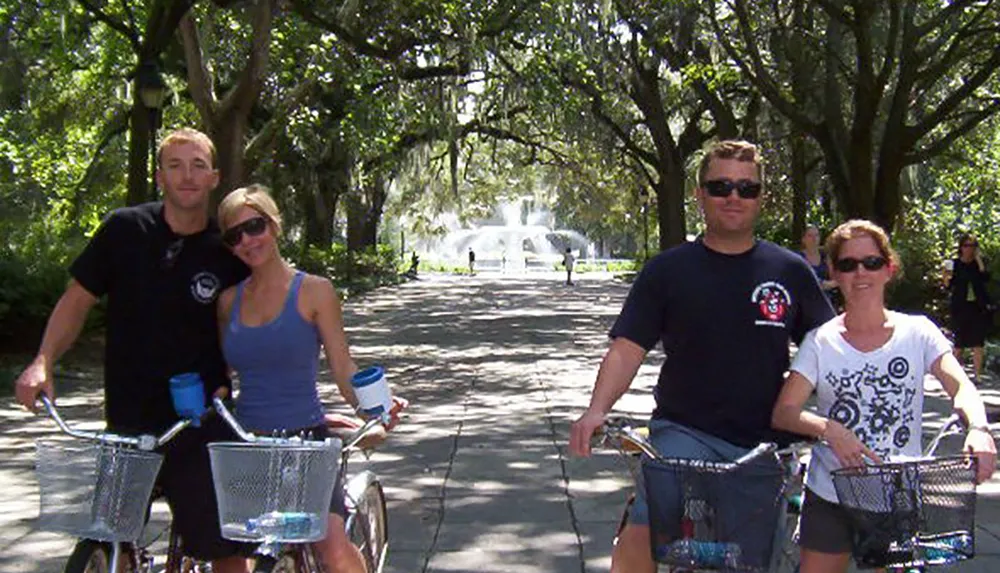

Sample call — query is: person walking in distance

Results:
[15,128,254,573]
[468,247,476,275]
[563,247,576,285]
[568,140,834,573]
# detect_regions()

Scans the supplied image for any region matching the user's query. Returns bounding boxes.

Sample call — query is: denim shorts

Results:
[629,419,763,525]
[629,419,784,568]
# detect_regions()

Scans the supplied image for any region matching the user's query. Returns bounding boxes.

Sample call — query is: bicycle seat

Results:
[325,413,387,450]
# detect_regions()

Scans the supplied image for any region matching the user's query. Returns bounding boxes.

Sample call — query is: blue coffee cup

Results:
[169,372,206,426]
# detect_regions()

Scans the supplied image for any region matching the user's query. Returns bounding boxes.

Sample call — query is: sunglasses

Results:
[961,242,977,248]
[161,238,184,270]
[833,255,888,273]
[702,179,762,199]
[222,216,268,247]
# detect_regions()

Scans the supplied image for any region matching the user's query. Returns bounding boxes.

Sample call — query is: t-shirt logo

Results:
[751,281,791,326]
[191,272,221,304]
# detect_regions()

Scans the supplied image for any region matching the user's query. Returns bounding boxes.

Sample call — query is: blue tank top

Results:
[222,271,324,432]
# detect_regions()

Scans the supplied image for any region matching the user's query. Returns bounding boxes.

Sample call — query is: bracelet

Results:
[969,425,992,433]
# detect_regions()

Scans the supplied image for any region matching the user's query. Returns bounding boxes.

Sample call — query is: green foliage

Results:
[290,243,403,298]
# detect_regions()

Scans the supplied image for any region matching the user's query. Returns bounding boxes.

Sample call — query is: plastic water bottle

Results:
[664,539,742,569]
[922,532,973,564]
[246,511,317,539]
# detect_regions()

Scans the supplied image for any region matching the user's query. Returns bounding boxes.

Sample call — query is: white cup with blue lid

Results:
[351,366,392,419]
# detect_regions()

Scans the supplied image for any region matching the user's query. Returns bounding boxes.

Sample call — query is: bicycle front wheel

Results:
[252,552,302,573]
[63,540,111,573]
[348,481,388,573]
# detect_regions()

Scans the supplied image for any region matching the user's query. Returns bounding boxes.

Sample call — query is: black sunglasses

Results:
[222,216,268,247]
[702,179,762,199]
[161,238,184,270]
[961,242,977,248]
[833,255,888,273]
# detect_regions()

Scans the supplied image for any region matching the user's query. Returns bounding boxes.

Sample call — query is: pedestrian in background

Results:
[563,247,575,286]
[943,233,993,381]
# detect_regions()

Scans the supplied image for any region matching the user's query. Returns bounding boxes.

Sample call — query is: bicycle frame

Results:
[36,395,193,573]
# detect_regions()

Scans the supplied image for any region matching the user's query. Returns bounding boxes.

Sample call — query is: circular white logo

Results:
[191,272,221,304]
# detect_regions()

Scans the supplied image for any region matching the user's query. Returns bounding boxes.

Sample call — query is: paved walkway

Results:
[2,272,1000,572]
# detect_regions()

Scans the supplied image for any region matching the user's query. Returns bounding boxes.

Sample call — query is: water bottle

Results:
[664,539,742,569]
[922,532,973,564]
[246,511,317,539]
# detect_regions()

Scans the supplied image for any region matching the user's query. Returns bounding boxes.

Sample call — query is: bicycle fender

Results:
[344,470,378,505]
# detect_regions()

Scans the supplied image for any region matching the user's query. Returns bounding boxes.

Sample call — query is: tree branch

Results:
[245,77,319,172]
[178,12,216,123]
[908,100,1000,164]
[218,0,275,118]
[78,0,140,51]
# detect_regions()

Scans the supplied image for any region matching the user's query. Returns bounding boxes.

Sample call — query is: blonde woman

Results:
[771,219,996,573]
[216,184,367,573]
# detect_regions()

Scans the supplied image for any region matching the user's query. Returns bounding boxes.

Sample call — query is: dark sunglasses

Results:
[222,216,268,247]
[161,238,184,270]
[961,242,977,248]
[702,179,762,199]
[833,255,888,273]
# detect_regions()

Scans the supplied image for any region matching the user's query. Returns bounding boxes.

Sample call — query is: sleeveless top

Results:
[222,271,324,432]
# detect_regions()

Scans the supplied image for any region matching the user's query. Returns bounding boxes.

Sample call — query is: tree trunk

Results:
[126,92,154,206]
[655,166,686,249]
[209,118,248,207]
[790,133,808,243]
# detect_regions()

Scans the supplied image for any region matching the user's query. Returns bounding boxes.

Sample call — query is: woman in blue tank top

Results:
[216,184,367,573]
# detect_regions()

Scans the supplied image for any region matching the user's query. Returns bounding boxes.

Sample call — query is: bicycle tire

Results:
[63,540,112,573]
[252,552,301,573]
[349,481,388,573]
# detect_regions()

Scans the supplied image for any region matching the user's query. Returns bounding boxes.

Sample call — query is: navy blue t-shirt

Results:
[611,238,834,447]
[70,202,248,433]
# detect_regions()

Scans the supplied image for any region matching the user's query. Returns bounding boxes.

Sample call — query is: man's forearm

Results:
[35,287,95,367]
[587,339,645,415]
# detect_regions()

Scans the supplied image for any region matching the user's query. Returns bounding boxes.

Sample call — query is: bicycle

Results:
[208,397,390,573]
[33,395,204,573]
[594,417,808,572]
[831,413,979,572]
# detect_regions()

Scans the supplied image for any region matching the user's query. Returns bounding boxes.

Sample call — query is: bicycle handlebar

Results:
[37,394,191,451]
[596,418,785,471]
[211,397,385,450]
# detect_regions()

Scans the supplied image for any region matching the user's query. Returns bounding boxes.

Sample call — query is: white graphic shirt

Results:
[790,312,952,502]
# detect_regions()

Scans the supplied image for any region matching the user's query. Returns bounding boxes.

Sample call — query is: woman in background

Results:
[943,233,992,381]
[799,225,839,304]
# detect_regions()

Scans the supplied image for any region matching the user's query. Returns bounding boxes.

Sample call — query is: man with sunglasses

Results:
[569,140,834,573]
[15,128,252,572]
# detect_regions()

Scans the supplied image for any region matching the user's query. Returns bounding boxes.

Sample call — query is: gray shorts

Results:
[798,487,853,554]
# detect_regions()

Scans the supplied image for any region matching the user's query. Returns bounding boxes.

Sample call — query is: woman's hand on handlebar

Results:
[569,409,605,458]
[15,357,55,412]
[825,420,881,468]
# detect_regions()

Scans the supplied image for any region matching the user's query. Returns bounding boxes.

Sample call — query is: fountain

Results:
[416,198,593,270]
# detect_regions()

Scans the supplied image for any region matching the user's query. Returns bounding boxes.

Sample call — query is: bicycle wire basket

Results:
[832,455,978,569]
[209,438,341,543]
[643,456,785,572]
[36,439,164,542]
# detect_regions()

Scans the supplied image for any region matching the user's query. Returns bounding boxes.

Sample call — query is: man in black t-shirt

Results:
[568,140,834,573]
[15,128,252,572]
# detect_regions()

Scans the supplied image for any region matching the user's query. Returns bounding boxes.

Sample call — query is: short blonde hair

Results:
[825,219,901,276]
[218,184,283,237]
[157,128,217,168]
[696,140,765,188]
